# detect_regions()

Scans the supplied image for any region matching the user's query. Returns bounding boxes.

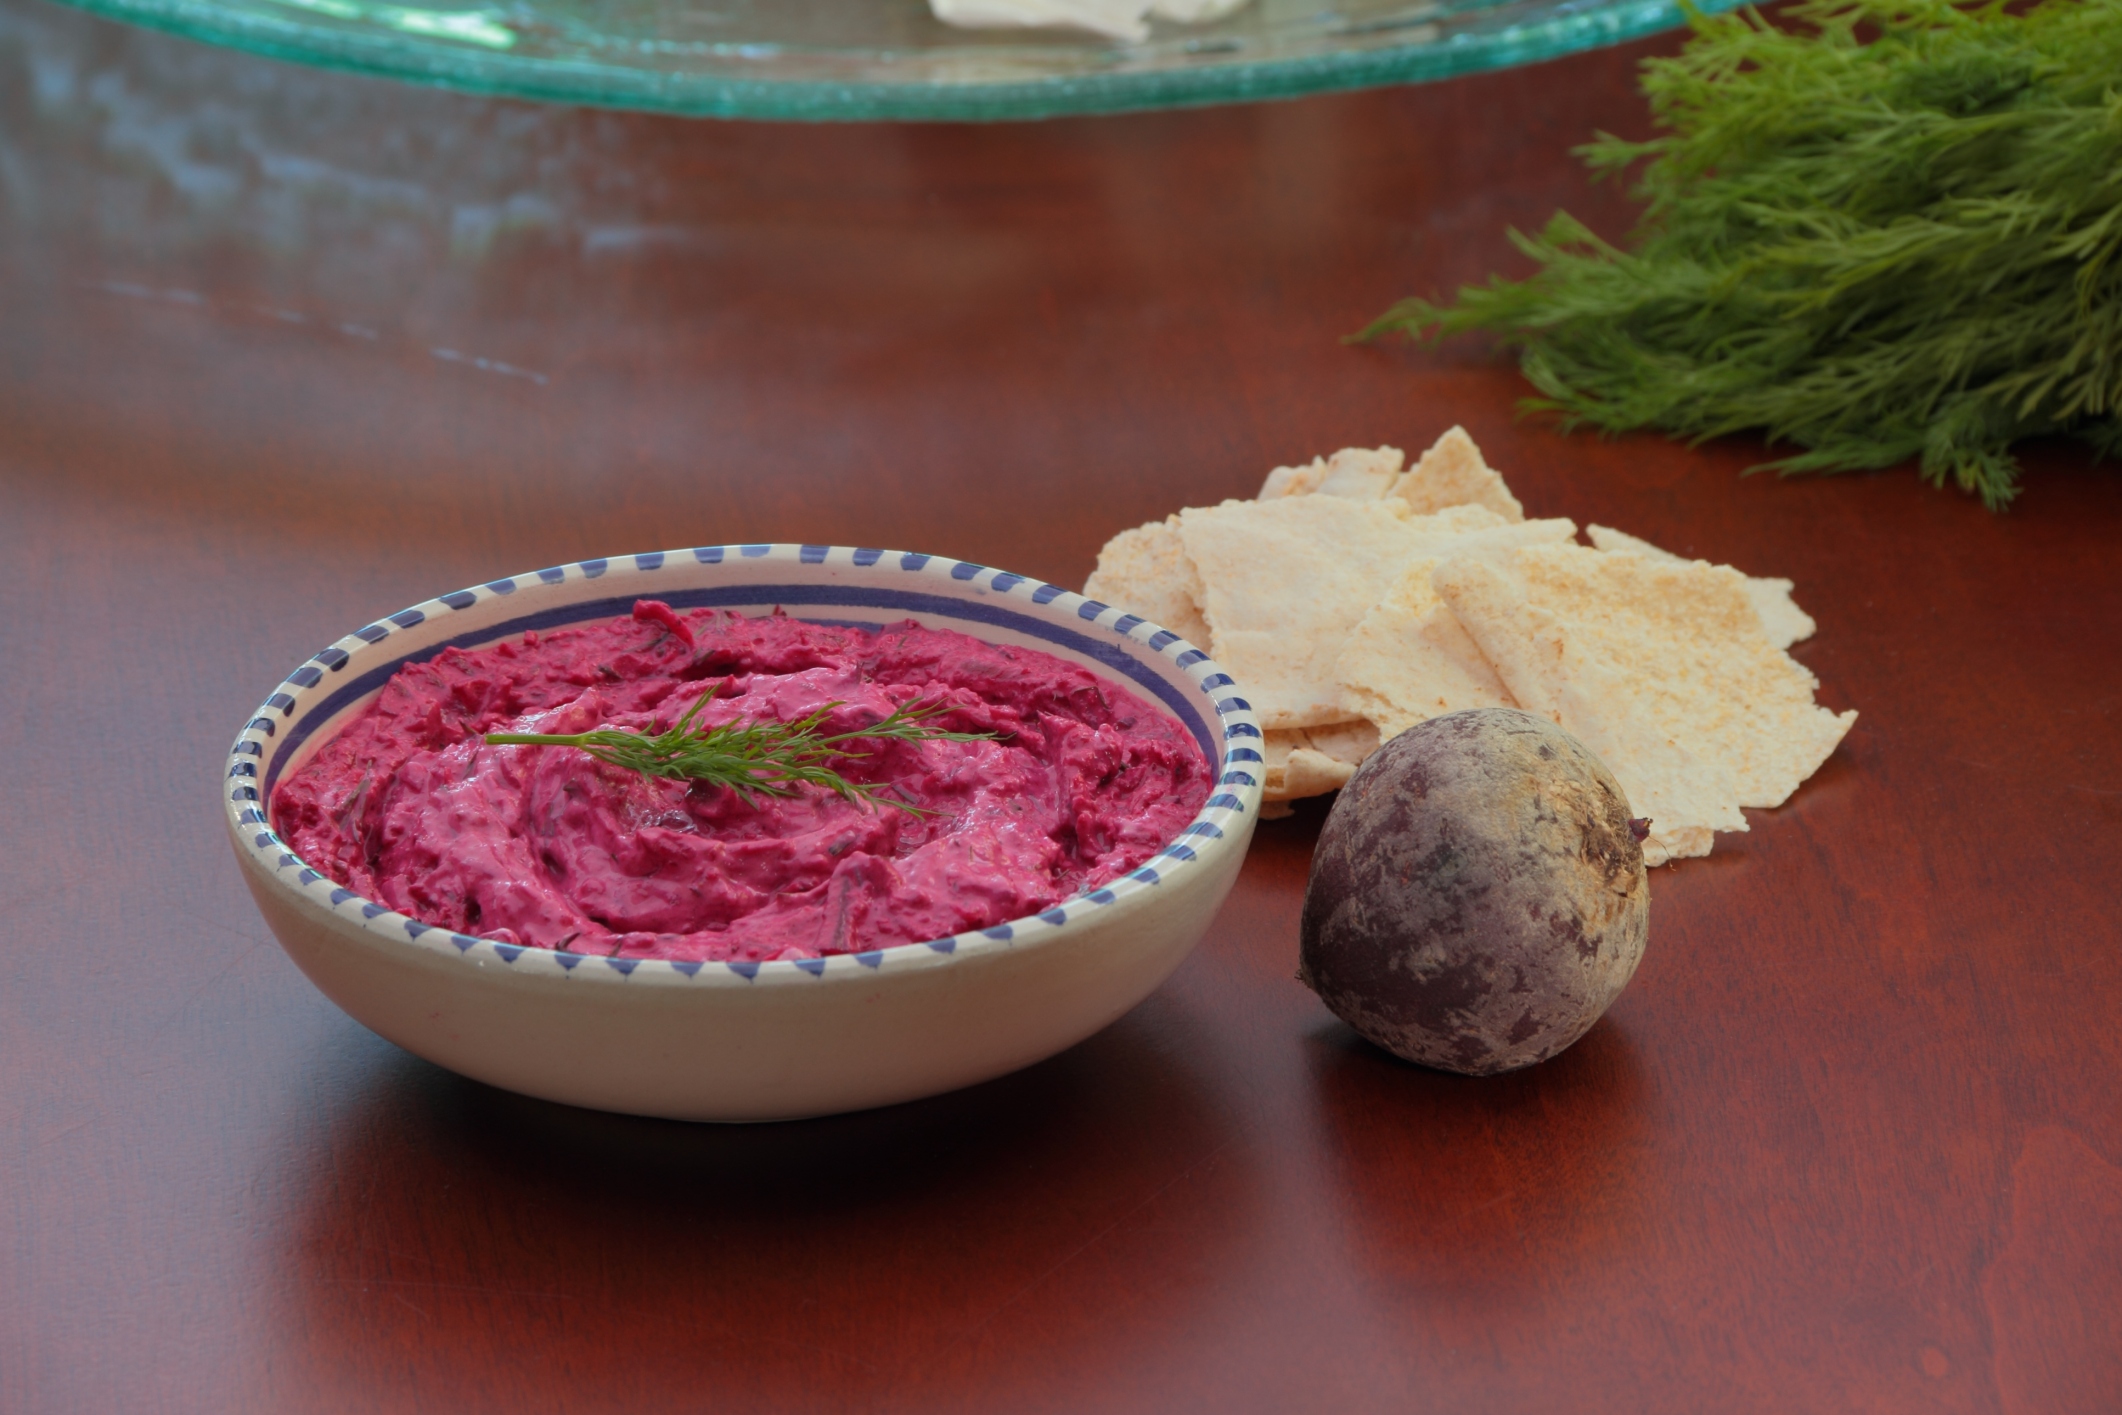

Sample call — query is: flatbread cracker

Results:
[1260,728,1298,796]
[1260,722,1377,804]
[1302,719,1381,766]
[1285,748,1357,798]
[1432,556,1740,863]
[1389,426,1526,522]
[1501,546,1850,812]
[1435,547,1854,863]
[1586,524,1817,650]
[1077,428,1848,859]
[1258,446,1405,501]
[1083,516,1213,650]
[1333,558,1518,739]
[1178,494,1574,729]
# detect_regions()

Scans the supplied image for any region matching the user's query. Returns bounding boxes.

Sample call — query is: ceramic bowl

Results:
[223,544,1262,1121]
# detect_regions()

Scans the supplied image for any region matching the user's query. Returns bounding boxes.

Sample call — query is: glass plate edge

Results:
[48,0,1745,120]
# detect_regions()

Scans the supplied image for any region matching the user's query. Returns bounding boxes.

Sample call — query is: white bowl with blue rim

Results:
[224,544,1263,1121]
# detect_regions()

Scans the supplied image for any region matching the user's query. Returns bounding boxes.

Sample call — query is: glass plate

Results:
[50,0,1740,120]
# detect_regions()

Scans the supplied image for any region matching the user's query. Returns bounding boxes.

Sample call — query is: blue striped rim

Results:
[236,549,1263,977]
[259,584,1226,796]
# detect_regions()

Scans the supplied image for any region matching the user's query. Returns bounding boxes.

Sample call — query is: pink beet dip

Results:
[272,601,1212,963]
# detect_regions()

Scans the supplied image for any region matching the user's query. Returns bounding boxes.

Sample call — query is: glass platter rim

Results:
[47,0,1743,120]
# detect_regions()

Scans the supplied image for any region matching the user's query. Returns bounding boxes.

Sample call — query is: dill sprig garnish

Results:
[483,687,993,814]
[1358,0,2122,507]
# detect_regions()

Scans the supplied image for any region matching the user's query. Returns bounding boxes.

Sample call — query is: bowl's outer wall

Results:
[235,818,1249,1120]
[229,547,1263,1121]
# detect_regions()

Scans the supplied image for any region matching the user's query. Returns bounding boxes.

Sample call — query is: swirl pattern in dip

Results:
[272,601,1212,963]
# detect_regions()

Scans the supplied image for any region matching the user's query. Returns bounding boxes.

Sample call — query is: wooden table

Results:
[5,2,2118,1409]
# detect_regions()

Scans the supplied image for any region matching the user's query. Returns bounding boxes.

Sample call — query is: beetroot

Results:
[1298,708,1649,1075]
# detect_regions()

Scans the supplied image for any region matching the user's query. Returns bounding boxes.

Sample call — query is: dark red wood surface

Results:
[4,2,2119,1410]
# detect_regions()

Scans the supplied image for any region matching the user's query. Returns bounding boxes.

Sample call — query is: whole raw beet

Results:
[1299,708,1649,1075]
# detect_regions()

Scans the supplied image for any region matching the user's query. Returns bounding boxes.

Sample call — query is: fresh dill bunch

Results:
[1359,0,2122,506]
[484,687,993,814]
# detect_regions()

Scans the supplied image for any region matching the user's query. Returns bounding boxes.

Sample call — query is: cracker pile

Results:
[1084,428,1855,865]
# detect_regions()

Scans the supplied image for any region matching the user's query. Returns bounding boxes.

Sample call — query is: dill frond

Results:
[484,686,994,814]
[1360,0,2122,507]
